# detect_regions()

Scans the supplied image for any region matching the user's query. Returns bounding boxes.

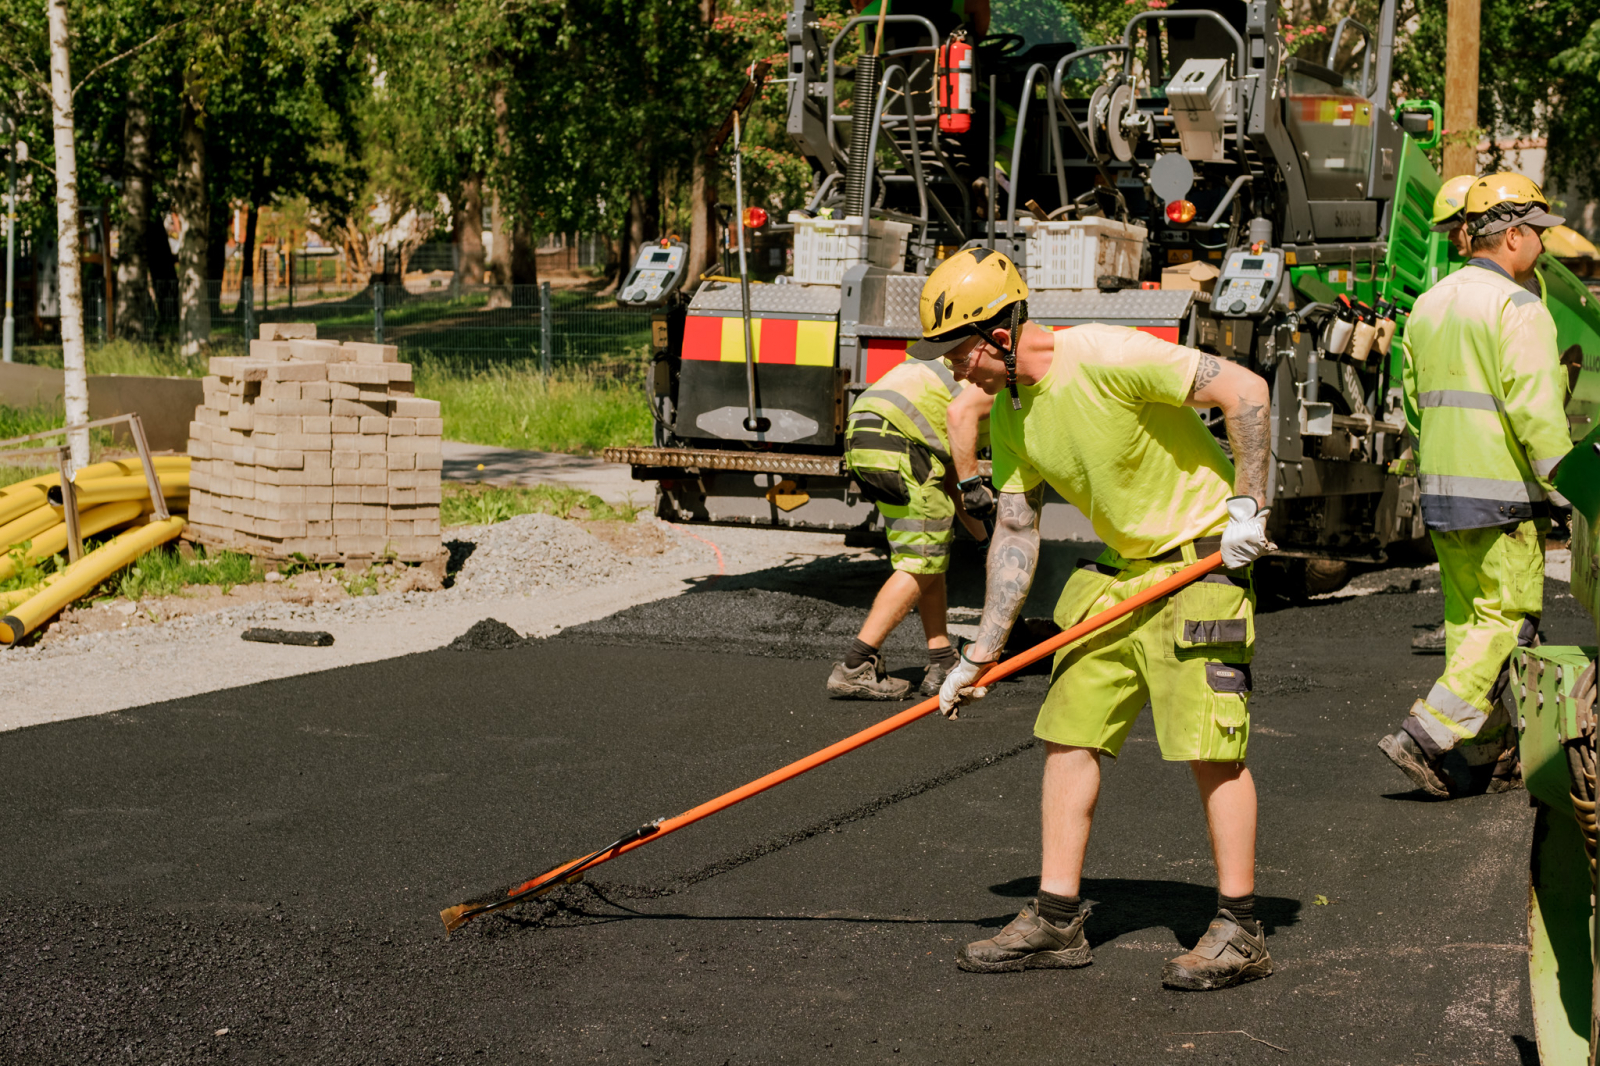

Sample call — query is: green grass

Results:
[15,340,210,378]
[104,545,265,601]
[0,540,58,596]
[0,401,118,480]
[0,464,55,490]
[18,338,656,455]
[417,363,652,455]
[442,481,644,527]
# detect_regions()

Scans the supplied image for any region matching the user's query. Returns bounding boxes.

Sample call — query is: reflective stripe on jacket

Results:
[1401,260,1570,531]
[847,359,962,461]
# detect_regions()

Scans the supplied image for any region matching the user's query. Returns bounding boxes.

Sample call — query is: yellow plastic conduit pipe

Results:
[0,456,189,528]
[0,568,66,611]
[0,515,185,644]
[47,472,190,510]
[0,504,65,556]
[0,500,144,582]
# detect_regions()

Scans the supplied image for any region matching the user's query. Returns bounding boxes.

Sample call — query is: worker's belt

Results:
[1074,537,1245,589]
[1146,536,1223,564]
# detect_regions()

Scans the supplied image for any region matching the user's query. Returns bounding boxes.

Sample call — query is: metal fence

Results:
[49,279,655,373]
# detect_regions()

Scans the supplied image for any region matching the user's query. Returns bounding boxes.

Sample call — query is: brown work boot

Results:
[957,899,1093,973]
[1161,910,1273,991]
[1410,622,1447,655]
[826,656,912,700]
[1486,745,1524,794]
[1378,730,1451,797]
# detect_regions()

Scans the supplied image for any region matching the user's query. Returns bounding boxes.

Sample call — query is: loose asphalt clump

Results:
[447,618,526,651]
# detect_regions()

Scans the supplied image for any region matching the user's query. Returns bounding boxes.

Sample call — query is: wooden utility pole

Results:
[1442,0,1481,179]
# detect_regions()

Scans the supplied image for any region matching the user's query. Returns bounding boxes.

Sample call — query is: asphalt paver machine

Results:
[605,0,1600,596]
[1511,429,1599,1066]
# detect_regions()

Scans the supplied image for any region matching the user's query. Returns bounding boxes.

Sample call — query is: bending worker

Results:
[827,353,993,699]
[923,248,1277,991]
[1379,174,1572,798]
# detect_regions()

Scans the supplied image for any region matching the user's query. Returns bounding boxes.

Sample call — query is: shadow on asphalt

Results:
[984,875,1303,945]
[675,537,1099,619]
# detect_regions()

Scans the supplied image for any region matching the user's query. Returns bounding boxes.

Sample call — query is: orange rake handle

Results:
[451,552,1225,931]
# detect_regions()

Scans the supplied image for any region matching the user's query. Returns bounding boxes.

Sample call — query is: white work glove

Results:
[938,648,993,719]
[1220,495,1275,569]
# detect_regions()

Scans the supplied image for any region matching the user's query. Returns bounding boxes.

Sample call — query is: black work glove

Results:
[960,477,996,520]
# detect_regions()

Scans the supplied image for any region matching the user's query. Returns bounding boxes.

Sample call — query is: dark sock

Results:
[928,644,958,671]
[1219,892,1259,934]
[1037,890,1081,927]
[844,638,879,670]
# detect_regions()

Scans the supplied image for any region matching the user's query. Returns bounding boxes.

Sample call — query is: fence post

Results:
[374,276,384,344]
[539,281,552,374]
[241,276,254,346]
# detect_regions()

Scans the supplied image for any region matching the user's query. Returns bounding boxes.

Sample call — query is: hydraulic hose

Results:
[441,551,1226,934]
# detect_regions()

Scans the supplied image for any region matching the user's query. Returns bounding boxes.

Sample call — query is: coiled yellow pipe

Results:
[0,515,186,644]
[0,456,189,528]
[0,500,145,581]
[48,472,190,510]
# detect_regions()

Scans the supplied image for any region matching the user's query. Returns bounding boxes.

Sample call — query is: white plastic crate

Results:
[788,213,913,285]
[1017,217,1148,290]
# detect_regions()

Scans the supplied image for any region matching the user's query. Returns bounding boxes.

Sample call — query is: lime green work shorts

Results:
[1035,548,1256,762]
[844,417,954,576]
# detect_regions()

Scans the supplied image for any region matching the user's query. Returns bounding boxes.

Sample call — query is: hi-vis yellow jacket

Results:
[1401,259,1571,531]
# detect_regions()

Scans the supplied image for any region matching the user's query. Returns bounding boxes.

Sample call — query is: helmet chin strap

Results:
[975,304,1023,410]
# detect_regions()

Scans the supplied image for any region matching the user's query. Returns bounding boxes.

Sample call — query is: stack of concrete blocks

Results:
[185,323,444,563]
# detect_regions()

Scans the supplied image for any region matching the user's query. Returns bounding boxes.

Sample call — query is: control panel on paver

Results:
[1213,249,1283,317]
[619,242,689,307]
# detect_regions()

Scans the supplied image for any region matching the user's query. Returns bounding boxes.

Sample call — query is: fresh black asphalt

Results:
[1,545,1592,1064]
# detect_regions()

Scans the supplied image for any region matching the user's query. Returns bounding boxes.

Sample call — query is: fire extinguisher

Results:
[936,31,973,134]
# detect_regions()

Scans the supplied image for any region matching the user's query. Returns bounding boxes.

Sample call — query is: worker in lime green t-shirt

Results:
[908,248,1277,992]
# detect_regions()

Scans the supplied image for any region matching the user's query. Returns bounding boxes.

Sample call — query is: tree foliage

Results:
[1,0,1596,333]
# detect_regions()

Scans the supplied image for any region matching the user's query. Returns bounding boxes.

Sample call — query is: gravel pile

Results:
[446,513,694,599]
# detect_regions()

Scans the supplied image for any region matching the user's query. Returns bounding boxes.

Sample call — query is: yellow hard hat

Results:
[1429,174,1474,231]
[908,248,1029,361]
[1464,173,1565,236]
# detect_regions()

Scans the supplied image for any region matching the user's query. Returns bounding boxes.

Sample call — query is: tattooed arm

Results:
[1186,353,1272,507]
[968,484,1044,663]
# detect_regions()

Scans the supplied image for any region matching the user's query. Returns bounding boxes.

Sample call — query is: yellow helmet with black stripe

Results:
[908,248,1029,362]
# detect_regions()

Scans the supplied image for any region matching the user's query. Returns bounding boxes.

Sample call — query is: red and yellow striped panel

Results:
[864,338,911,383]
[682,315,836,366]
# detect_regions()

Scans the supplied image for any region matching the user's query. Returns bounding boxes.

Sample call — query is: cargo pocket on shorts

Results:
[852,465,911,508]
[1053,558,1120,632]
[1203,662,1252,755]
[1172,572,1254,661]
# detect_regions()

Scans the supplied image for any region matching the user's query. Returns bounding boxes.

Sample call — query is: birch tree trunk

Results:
[115,92,152,340]
[47,0,88,468]
[175,92,210,356]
